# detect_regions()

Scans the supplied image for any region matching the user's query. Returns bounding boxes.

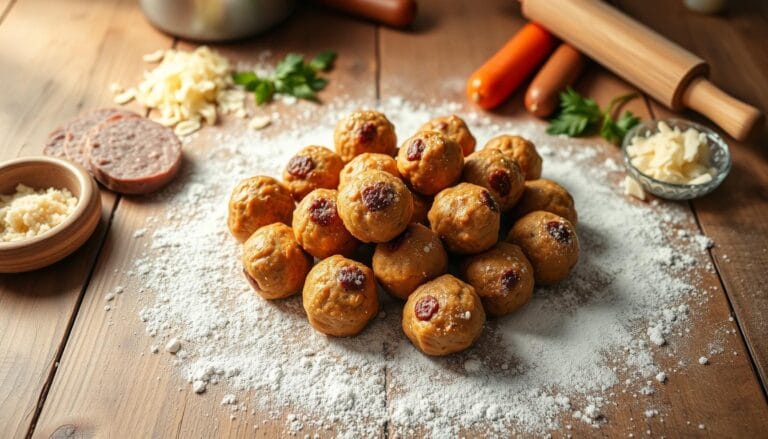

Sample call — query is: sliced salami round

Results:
[63,108,140,167]
[42,127,67,158]
[86,118,182,195]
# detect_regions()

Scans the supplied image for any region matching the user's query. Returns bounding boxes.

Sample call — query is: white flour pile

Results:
[130,97,719,437]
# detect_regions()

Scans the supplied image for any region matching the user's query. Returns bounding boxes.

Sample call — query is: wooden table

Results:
[1,0,767,437]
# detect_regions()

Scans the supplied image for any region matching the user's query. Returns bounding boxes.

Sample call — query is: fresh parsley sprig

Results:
[547,87,640,144]
[233,51,336,105]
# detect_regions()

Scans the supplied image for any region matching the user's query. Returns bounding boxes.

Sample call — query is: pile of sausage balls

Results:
[227,110,579,356]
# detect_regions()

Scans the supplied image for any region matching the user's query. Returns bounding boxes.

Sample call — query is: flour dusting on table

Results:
[130,97,719,437]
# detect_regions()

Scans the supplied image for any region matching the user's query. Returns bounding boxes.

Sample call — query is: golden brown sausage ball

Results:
[372,223,448,300]
[242,223,312,299]
[483,135,543,180]
[334,110,397,162]
[293,189,358,259]
[512,179,577,225]
[507,211,579,285]
[460,242,534,317]
[337,170,413,243]
[338,152,400,188]
[228,176,294,242]
[302,255,379,336]
[418,115,476,156]
[402,274,486,356]
[283,145,344,200]
[428,183,500,254]
[462,148,525,211]
[396,131,464,196]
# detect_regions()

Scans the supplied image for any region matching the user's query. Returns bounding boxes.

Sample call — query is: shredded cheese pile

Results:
[113,46,247,136]
[0,184,77,242]
[627,122,716,185]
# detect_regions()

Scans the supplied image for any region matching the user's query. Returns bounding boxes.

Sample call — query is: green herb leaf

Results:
[235,51,335,105]
[309,51,337,71]
[547,87,641,144]
[254,81,275,105]
[232,71,258,86]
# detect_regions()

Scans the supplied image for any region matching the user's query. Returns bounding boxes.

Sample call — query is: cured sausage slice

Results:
[63,108,140,167]
[86,118,182,195]
[42,127,67,158]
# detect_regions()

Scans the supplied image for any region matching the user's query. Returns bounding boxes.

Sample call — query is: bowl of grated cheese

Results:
[622,119,731,201]
[0,156,101,273]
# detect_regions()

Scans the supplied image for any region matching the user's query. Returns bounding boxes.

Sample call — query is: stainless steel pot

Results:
[139,0,296,42]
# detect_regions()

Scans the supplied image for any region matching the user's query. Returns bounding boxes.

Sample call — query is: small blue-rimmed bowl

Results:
[622,119,732,200]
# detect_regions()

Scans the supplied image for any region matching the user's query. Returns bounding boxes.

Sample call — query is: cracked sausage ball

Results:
[283,145,344,200]
[372,223,448,300]
[337,170,413,243]
[507,211,579,285]
[402,274,486,356]
[461,242,534,317]
[462,148,525,211]
[428,183,500,254]
[397,131,464,196]
[512,179,577,225]
[483,135,542,180]
[338,152,400,188]
[228,176,295,242]
[302,255,379,337]
[242,223,312,299]
[334,110,397,162]
[293,189,358,259]
[418,114,476,156]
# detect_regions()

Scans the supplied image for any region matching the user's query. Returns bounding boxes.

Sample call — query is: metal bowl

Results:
[140,0,296,42]
[622,118,732,201]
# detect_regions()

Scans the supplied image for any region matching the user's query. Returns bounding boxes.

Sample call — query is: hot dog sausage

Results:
[312,0,417,28]
[525,43,585,118]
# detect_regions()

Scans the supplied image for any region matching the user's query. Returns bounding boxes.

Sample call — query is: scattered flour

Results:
[128,97,715,437]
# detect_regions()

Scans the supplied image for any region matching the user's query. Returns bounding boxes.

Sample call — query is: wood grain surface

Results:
[619,0,768,394]
[0,0,767,437]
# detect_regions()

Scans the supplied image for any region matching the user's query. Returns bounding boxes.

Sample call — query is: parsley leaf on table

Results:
[547,87,641,144]
[233,51,336,105]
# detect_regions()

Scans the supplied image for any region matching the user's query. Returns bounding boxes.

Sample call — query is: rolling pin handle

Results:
[681,78,762,141]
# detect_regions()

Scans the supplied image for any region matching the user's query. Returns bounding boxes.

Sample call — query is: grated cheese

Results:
[626,122,716,185]
[0,184,77,242]
[114,46,247,135]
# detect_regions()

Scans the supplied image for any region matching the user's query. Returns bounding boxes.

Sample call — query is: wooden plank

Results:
[379,0,768,436]
[0,0,171,437]
[618,0,768,390]
[33,5,378,438]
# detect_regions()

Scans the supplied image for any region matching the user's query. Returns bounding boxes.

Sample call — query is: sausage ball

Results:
[460,242,534,317]
[512,179,577,225]
[337,170,413,243]
[302,255,379,337]
[402,274,486,356]
[283,145,344,200]
[507,211,579,285]
[462,148,525,211]
[418,114,476,156]
[293,189,358,259]
[396,131,464,196]
[483,135,543,180]
[410,192,431,226]
[242,223,312,299]
[228,176,294,242]
[428,183,500,254]
[338,152,400,188]
[372,223,448,300]
[334,110,397,162]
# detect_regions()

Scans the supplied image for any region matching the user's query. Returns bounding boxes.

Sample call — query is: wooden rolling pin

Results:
[521,0,763,141]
